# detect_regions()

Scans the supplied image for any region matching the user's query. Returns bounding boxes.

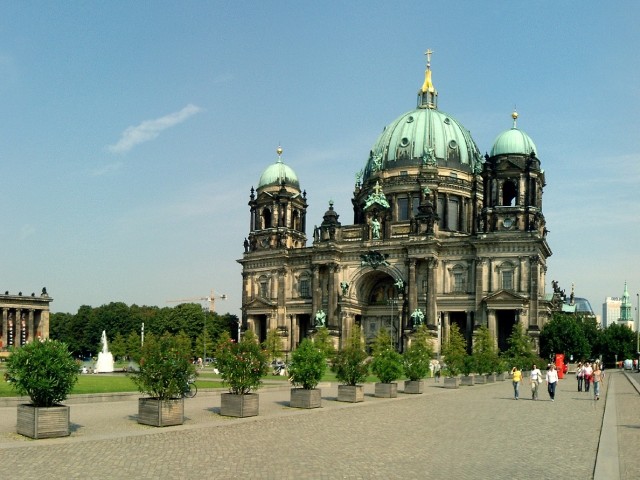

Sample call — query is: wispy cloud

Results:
[108,104,202,154]
[90,161,123,177]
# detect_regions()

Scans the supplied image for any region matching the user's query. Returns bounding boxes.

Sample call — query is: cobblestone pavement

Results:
[0,372,637,480]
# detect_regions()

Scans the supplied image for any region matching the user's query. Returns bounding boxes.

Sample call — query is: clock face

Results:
[503,218,513,228]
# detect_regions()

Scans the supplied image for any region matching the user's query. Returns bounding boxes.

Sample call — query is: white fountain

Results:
[95,330,114,373]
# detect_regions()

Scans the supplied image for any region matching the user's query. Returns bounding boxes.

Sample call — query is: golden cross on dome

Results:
[425,49,434,67]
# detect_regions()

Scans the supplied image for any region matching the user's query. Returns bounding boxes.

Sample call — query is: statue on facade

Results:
[394,278,404,291]
[410,308,425,327]
[340,281,349,296]
[314,310,327,327]
[370,217,381,239]
[243,238,249,253]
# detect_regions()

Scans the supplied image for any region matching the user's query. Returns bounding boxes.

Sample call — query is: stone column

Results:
[408,259,417,316]
[426,258,438,327]
[487,309,496,337]
[1,308,7,348]
[28,309,35,343]
[442,312,450,344]
[15,309,22,346]
[328,264,338,325]
[312,265,320,314]
[529,255,541,328]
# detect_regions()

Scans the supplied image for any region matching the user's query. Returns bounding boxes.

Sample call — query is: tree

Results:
[402,325,434,380]
[110,332,127,361]
[503,323,538,370]
[126,330,142,362]
[311,326,335,360]
[540,313,590,362]
[370,329,403,383]
[262,328,283,362]
[599,323,636,365]
[441,324,467,376]
[472,325,500,374]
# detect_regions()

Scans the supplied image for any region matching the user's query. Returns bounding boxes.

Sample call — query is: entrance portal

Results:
[496,310,517,352]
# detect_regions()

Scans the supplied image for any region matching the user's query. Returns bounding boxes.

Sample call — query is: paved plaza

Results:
[0,371,638,479]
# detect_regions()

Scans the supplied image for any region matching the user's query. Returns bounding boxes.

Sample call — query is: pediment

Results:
[483,289,528,306]
[244,297,277,309]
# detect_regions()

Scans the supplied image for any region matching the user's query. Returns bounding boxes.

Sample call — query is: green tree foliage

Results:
[331,325,368,386]
[288,338,326,390]
[599,323,636,364]
[215,330,268,395]
[402,325,434,380]
[540,313,590,361]
[262,328,283,362]
[472,325,500,374]
[5,339,79,407]
[129,333,196,400]
[503,323,538,370]
[109,332,127,361]
[126,331,142,362]
[441,324,467,376]
[311,326,335,360]
[370,329,403,383]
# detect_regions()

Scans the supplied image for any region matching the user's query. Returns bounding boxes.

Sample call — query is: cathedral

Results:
[238,53,552,355]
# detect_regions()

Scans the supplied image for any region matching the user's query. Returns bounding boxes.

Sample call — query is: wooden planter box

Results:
[460,375,476,386]
[17,404,70,439]
[290,388,322,409]
[138,398,184,427]
[404,380,425,394]
[221,393,259,417]
[443,377,460,389]
[375,382,398,398]
[337,385,364,403]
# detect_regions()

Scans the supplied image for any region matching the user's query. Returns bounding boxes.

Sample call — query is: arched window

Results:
[292,210,300,231]
[498,261,516,291]
[261,208,272,229]
[502,180,517,206]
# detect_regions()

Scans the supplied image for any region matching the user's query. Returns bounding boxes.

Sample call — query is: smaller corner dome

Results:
[490,113,537,157]
[257,147,300,190]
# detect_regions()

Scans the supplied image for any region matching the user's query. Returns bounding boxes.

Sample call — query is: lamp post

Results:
[387,297,398,350]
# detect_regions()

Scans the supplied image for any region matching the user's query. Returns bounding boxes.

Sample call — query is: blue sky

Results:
[1,1,638,318]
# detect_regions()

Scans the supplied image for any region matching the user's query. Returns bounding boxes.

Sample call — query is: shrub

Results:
[331,325,368,386]
[403,325,434,381]
[129,333,197,400]
[370,329,403,383]
[288,338,326,390]
[441,324,467,376]
[5,339,79,407]
[473,326,500,375]
[216,331,268,395]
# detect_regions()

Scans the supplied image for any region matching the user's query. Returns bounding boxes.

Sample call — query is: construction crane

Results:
[166,289,227,313]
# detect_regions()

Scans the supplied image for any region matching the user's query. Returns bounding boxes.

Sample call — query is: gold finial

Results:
[276,145,283,158]
[511,109,518,128]
[419,49,438,109]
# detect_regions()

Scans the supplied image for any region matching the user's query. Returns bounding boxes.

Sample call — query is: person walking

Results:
[510,366,523,400]
[592,363,605,400]
[576,362,584,392]
[545,364,559,401]
[583,362,593,393]
[530,364,543,400]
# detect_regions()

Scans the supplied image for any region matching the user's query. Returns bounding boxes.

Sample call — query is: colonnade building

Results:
[238,55,552,355]
[0,288,52,354]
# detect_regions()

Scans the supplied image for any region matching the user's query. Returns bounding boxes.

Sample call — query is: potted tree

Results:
[130,332,196,427]
[288,338,326,408]
[331,325,368,403]
[460,355,476,386]
[216,331,268,417]
[441,324,467,389]
[473,326,500,383]
[5,339,79,439]
[370,329,403,398]
[402,325,434,394]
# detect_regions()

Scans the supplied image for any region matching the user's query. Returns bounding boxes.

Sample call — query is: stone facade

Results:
[0,289,52,352]
[238,58,552,355]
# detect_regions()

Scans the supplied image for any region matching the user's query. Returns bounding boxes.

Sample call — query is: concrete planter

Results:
[220,393,259,418]
[460,375,476,386]
[443,377,460,389]
[496,373,506,381]
[290,388,322,409]
[337,385,364,403]
[474,375,487,384]
[138,398,184,427]
[485,374,496,383]
[374,382,398,398]
[404,380,425,394]
[17,404,70,439]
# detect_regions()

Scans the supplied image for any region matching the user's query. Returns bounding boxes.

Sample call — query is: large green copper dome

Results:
[362,55,482,181]
[490,112,537,157]
[257,147,300,190]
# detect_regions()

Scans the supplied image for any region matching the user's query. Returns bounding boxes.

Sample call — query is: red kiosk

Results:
[555,353,565,379]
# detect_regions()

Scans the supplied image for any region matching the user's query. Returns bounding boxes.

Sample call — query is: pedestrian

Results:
[576,362,584,392]
[434,361,441,383]
[530,364,543,400]
[592,363,604,400]
[545,364,559,401]
[583,362,593,393]
[510,366,522,400]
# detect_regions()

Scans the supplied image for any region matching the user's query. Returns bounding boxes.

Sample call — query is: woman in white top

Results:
[530,364,543,400]
[545,364,559,401]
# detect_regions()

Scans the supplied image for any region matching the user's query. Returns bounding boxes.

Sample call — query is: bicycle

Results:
[182,378,197,398]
